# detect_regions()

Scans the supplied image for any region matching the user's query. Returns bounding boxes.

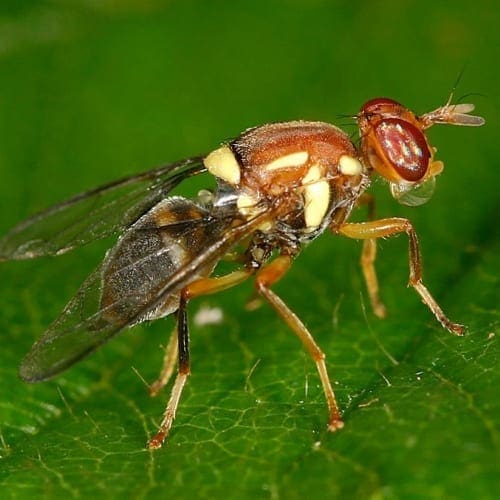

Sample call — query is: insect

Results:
[0,96,484,449]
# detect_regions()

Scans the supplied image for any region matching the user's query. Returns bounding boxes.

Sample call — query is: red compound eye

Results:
[360,97,402,116]
[374,118,431,182]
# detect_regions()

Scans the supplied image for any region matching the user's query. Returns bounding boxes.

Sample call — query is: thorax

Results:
[204,120,369,247]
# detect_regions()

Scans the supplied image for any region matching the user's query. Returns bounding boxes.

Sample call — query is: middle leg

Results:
[255,255,344,431]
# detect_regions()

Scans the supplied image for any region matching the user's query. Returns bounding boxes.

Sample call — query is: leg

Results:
[356,193,387,318]
[147,296,190,449]
[255,255,344,431]
[150,270,247,395]
[340,218,465,335]
[147,269,252,449]
[149,325,178,397]
[361,238,387,318]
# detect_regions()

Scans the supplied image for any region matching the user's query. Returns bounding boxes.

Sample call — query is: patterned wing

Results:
[18,201,270,382]
[0,157,205,260]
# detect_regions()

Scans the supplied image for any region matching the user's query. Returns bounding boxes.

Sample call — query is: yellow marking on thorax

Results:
[236,192,272,231]
[237,192,258,217]
[264,151,309,171]
[204,146,241,185]
[339,154,363,176]
[302,164,330,228]
[257,220,274,232]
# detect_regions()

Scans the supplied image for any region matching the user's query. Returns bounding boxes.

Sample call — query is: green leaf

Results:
[0,1,498,498]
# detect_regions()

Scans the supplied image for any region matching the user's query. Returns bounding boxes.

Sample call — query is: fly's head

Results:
[357,97,484,206]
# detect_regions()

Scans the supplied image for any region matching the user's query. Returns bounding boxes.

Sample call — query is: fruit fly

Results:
[0,97,484,449]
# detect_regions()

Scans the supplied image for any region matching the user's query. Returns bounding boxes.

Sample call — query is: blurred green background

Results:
[0,1,498,498]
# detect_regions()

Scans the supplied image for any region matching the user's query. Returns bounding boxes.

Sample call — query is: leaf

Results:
[0,1,498,498]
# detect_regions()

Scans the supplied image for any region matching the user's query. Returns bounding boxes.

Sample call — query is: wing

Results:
[0,157,205,260]
[18,205,271,383]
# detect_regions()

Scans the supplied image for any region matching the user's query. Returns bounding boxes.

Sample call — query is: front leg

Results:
[339,218,465,336]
